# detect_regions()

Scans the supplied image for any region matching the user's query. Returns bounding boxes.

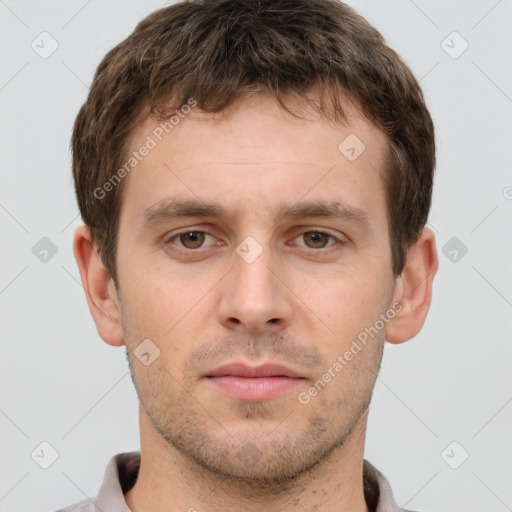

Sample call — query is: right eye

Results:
[164,230,219,250]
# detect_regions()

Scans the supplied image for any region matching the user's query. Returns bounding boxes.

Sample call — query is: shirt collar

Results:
[92,452,405,512]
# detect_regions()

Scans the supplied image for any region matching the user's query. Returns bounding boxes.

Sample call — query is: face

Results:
[114,92,399,483]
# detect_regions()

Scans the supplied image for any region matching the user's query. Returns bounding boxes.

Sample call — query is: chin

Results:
[159,414,342,485]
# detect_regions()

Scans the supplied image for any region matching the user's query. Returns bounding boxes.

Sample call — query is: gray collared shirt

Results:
[57,452,417,512]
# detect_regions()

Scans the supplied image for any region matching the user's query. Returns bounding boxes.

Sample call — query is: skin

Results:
[73,91,438,512]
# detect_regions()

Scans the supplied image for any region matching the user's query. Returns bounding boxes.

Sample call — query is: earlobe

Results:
[72,224,125,347]
[385,227,438,345]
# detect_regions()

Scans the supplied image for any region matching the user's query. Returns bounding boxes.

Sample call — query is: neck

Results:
[125,406,370,512]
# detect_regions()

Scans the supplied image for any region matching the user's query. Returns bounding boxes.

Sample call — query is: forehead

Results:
[118,93,389,228]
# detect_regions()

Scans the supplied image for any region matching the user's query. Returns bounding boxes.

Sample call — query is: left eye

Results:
[292,231,339,249]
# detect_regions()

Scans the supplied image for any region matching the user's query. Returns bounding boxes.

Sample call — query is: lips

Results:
[206,363,303,379]
[204,362,306,401]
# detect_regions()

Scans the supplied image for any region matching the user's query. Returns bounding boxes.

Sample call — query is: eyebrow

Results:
[141,197,372,231]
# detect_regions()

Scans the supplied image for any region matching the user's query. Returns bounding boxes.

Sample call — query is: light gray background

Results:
[1,1,511,511]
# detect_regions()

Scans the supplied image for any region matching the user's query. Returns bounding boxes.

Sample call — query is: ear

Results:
[72,224,125,347]
[385,226,438,344]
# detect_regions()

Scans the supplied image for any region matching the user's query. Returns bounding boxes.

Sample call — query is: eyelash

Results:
[163,229,345,254]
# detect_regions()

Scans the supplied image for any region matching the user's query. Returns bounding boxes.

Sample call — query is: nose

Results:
[217,241,293,334]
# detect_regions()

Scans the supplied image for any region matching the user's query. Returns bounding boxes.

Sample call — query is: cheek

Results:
[119,273,173,349]
[121,257,174,318]
[297,266,391,349]
[120,266,204,372]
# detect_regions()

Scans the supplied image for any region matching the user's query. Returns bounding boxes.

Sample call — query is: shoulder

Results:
[54,497,100,512]
[54,451,139,512]
[363,459,430,512]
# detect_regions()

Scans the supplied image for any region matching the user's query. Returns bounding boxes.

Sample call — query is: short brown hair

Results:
[72,0,435,285]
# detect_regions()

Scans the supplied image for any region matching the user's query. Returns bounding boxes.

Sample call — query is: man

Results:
[63,0,438,510]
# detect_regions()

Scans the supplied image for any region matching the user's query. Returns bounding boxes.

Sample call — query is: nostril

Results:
[268,318,279,323]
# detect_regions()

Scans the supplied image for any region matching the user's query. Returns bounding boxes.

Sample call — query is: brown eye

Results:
[302,231,333,249]
[177,231,206,249]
